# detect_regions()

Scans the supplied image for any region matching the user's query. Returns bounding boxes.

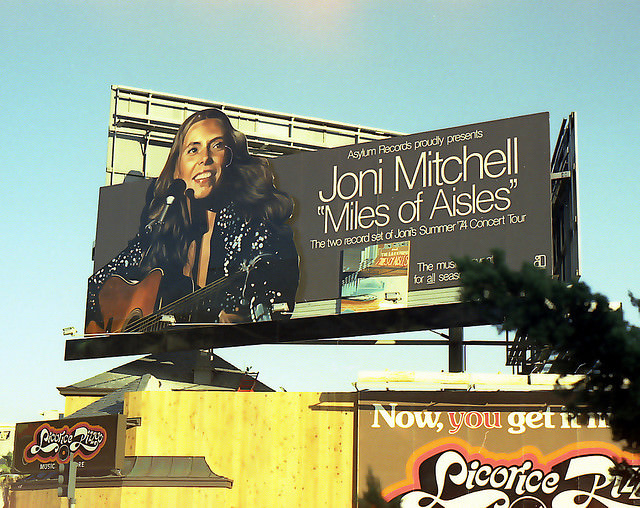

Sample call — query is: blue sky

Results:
[1,0,639,423]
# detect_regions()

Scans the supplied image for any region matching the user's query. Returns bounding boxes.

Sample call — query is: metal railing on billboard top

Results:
[106,85,402,185]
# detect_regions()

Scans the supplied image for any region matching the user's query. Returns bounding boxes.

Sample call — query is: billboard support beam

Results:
[448,327,465,372]
[66,303,497,361]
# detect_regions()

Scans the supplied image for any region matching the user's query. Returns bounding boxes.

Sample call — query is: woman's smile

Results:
[175,118,227,199]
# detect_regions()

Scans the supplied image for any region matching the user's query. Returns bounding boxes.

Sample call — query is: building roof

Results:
[58,349,273,398]
[66,373,158,418]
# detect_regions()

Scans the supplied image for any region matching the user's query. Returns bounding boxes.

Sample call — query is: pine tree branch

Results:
[455,250,640,451]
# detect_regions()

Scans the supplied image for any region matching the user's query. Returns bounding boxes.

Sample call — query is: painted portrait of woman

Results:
[85,109,299,333]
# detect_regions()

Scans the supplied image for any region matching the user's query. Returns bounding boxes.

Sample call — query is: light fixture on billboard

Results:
[62,326,77,336]
[160,314,176,324]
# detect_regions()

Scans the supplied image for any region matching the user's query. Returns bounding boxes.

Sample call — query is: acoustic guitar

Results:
[85,267,249,334]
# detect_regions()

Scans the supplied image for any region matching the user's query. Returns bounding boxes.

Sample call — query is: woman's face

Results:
[175,118,228,200]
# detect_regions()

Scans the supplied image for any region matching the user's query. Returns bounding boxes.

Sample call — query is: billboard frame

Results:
[69,89,578,365]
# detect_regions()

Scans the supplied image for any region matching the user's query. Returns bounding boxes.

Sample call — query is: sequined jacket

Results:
[85,202,299,331]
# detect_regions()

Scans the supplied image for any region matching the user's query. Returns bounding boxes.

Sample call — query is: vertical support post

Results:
[57,460,77,500]
[448,327,465,372]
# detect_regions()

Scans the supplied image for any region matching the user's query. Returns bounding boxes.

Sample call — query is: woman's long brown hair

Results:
[139,108,294,276]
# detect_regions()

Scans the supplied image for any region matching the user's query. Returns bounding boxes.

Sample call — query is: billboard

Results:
[13,415,126,474]
[273,112,551,311]
[358,392,640,507]
[79,110,550,355]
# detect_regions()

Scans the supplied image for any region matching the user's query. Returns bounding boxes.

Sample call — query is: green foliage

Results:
[358,469,401,508]
[0,452,11,473]
[455,250,640,451]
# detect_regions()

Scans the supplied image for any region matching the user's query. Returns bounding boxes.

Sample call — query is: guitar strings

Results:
[125,270,247,332]
[126,273,238,332]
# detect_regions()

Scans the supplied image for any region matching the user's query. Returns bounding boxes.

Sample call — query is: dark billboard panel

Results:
[358,392,640,507]
[82,111,550,351]
[273,112,551,310]
[13,415,126,474]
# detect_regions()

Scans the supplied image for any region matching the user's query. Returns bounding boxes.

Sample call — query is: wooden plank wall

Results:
[119,487,230,507]
[12,391,355,507]
[10,490,61,508]
[124,391,356,507]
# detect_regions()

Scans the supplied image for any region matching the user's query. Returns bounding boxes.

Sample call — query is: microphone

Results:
[157,179,187,225]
